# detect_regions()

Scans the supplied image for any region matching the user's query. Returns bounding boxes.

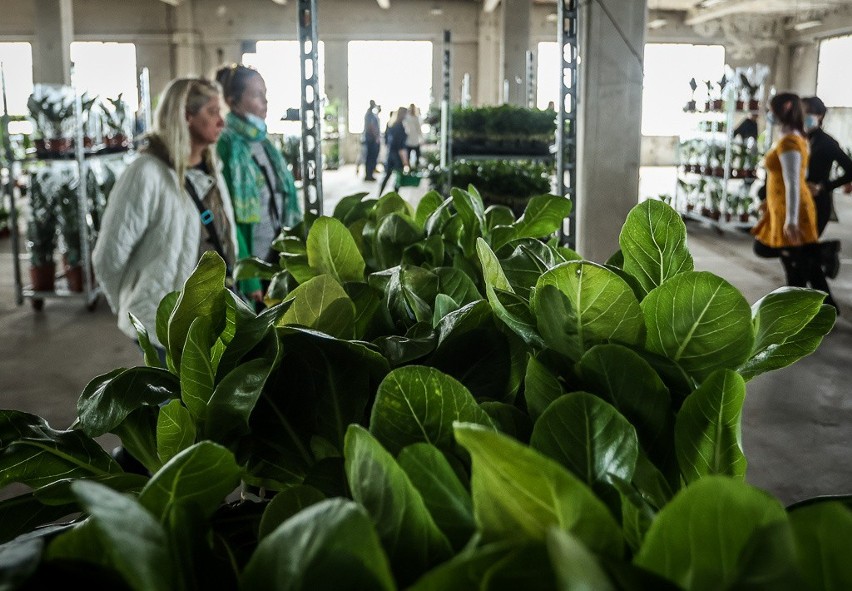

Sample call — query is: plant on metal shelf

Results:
[0,194,846,590]
[25,168,60,291]
[56,171,86,291]
[447,105,557,156]
[100,93,133,150]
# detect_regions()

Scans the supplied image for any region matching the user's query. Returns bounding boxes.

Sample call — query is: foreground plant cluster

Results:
[1,188,849,590]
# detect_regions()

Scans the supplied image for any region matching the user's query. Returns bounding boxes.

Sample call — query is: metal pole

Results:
[139,67,152,136]
[525,50,535,109]
[71,66,95,305]
[298,0,323,216]
[461,73,471,109]
[557,0,578,247]
[440,30,452,193]
[1,62,23,304]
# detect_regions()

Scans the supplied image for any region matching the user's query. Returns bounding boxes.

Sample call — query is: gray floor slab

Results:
[1,164,849,506]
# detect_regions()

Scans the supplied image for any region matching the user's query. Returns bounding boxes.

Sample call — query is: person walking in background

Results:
[363,99,381,181]
[93,78,238,355]
[377,107,410,197]
[751,92,837,311]
[404,103,423,169]
[216,64,301,309]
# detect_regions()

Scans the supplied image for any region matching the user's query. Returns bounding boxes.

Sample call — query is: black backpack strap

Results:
[251,154,282,236]
[184,178,231,275]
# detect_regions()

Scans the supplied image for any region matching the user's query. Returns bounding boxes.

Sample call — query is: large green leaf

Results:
[71,480,173,591]
[258,485,326,540]
[204,356,277,442]
[156,400,196,464]
[509,194,572,245]
[619,198,694,296]
[641,271,754,382]
[179,316,215,421]
[415,191,445,228]
[233,257,278,281]
[531,392,639,487]
[155,291,180,357]
[454,423,623,557]
[128,312,162,368]
[306,216,366,283]
[398,443,475,550]
[167,251,228,369]
[332,192,372,225]
[407,542,519,591]
[499,239,569,298]
[547,528,616,591]
[241,498,395,591]
[532,262,645,353]
[138,441,240,523]
[451,187,487,256]
[0,411,120,489]
[576,344,673,459]
[523,356,565,422]
[435,267,482,306]
[532,285,584,360]
[76,367,180,437]
[374,191,413,221]
[344,425,452,584]
[635,476,788,590]
[739,288,835,380]
[370,366,494,455]
[280,274,356,339]
[383,265,439,331]
[788,502,852,590]
[375,213,423,269]
[675,369,746,483]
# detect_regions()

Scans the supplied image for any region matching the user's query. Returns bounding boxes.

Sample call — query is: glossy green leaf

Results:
[435,267,482,305]
[345,425,452,584]
[156,399,196,464]
[524,356,565,422]
[532,284,583,360]
[155,290,179,358]
[375,213,424,269]
[280,274,356,339]
[499,240,568,298]
[547,528,615,591]
[373,324,437,367]
[452,187,487,256]
[179,317,215,421]
[283,252,318,285]
[407,543,518,591]
[370,366,494,455]
[675,369,746,483]
[433,293,460,325]
[512,194,572,242]
[71,480,173,591]
[477,238,513,292]
[76,367,180,437]
[306,216,366,283]
[0,495,78,545]
[533,261,645,353]
[374,191,413,221]
[619,198,694,296]
[635,476,788,590]
[531,392,639,487]
[609,475,656,553]
[424,197,454,237]
[204,356,276,442]
[167,251,228,369]
[485,204,516,231]
[454,423,623,557]
[480,401,533,442]
[415,191,445,228]
[789,502,852,590]
[241,498,395,591]
[398,443,475,550]
[258,485,326,540]
[332,192,371,225]
[233,257,278,281]
[0,411,120,489]
[129,312,162,368]
[740,288,835,380]
[139,441,240,522]
[642,271,754,382]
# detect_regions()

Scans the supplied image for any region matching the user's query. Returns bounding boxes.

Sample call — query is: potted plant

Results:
[0,202,9,239]
[56,172,85,292]
[80,93,100,150]
[101,94,132,151]
[739,72,760,112]
[280,135,302,181]
[684,77,698,112]
[714,74,727,111]
[26,169,59,291]
[703,80,714,111]
[27,91,75,157]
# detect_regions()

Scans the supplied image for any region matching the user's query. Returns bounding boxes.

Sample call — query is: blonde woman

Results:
[93,78,238,355]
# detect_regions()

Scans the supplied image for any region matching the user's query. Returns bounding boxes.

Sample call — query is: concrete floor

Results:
[1,164,850,506]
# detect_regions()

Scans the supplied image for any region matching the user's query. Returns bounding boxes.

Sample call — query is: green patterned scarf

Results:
[217,112,301,226]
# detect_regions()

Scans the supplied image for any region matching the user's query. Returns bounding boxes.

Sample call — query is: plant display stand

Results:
[673,65,769,233]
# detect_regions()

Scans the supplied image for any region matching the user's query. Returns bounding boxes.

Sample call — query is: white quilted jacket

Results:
[93,153,238,347]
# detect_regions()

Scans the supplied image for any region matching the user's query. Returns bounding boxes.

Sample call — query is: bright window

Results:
[243,40,325,135]
[817,35,852,108]
[0,43,34,116]
[642,43,725,136]
[347,40,433,134]
[70,42,138,112]
[536,42,563,110]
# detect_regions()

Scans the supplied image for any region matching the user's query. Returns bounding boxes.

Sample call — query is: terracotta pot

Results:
[749,99,760,111]
[713,100,723,111]
[713,167,725,178]
[686,203,695,212]
[711,210,722,221]
[83,136,94,149]
[725,212,733,222]
[51,138,73,155]
[740,213,750,222]
[65,264,84,292]
[30,263,56,292]
[736,100,745,111]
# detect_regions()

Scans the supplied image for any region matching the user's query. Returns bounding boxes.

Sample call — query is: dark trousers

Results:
[378,152,404,196]
[814,190,833,236]
[780,243,836,308]
[364,141,380,180]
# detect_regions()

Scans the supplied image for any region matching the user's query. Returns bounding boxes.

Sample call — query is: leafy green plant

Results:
[26,92,74,139]
[100,93,131,136]
[25,169,60,267]
[0,192,847,590]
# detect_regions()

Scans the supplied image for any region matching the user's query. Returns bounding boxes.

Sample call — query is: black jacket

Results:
[806,127,852,194]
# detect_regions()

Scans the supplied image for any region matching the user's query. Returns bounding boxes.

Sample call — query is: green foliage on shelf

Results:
[0,193,847,590]
[425,154,553,206]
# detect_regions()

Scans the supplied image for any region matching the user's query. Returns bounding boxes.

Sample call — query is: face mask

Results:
[804,114,819,131]
[244,112,267,135]
[765,112,777,126]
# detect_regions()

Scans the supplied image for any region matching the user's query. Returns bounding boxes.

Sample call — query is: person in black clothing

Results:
[803,96,851,280]
[363,100,381,181]
[377,107,410,196]
[733,112,759,140]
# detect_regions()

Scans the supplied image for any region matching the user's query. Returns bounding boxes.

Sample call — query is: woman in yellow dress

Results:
[753,92,837,311]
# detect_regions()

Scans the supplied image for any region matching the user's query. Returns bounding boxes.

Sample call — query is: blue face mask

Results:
[805,114,819,131]
[244,112,268,136]
[766,112,777,126]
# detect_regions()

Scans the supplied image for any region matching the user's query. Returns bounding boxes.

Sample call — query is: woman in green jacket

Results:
[215,64,301,307]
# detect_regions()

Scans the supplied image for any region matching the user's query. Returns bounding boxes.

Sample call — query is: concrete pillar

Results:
[501,0,530,106]
[173,0,201,76]
[32,0,73,85]
[576,0,647,262]
[477,9,501,105]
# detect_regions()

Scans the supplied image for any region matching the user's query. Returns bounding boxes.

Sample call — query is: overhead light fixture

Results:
[430,6,443,15]
[271,0,287,5]
[647,18,668,29]
[699,0,727,8]
[793,20,822,31]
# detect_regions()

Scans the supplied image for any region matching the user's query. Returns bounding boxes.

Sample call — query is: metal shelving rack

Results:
[298,0,324,216]
[556,0,578,248]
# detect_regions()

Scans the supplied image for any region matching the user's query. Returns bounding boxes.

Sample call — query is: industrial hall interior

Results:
[0,0,851,589]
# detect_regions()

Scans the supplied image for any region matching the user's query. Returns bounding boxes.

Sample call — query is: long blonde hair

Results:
[152,77,221,183]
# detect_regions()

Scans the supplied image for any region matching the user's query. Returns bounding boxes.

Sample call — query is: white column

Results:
[173,0,200,77]
[501,0,530,106]
[477,9,501,105]
[32,0,73,85]
[576,0,648,262]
